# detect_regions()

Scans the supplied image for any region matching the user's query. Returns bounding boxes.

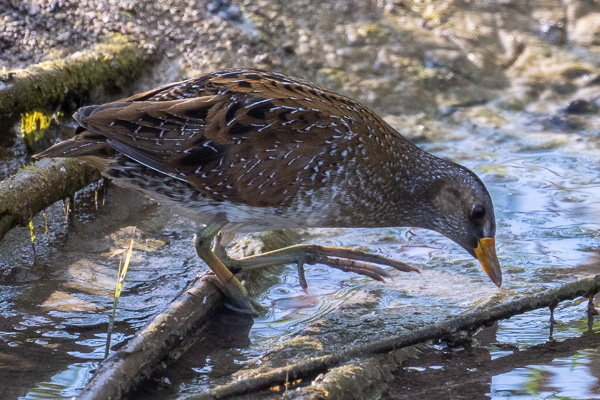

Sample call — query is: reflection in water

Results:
[486,302,600,399]
[492,360,600,400]
[388,305,600,399]
[23,363,96,400]
[132,309,255,399]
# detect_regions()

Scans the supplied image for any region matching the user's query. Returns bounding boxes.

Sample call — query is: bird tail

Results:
[33,130,115,171]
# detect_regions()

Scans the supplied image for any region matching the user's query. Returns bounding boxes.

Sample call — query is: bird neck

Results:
[329,130,454,230]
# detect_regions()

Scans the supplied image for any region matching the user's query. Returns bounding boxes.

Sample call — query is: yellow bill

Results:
[474,237,502,287]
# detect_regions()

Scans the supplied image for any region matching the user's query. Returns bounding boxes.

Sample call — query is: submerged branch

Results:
[180,274,600,400]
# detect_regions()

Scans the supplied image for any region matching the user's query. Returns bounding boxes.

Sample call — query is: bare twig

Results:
[179,274,600,400]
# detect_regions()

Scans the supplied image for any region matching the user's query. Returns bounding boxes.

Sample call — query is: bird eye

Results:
[472,204,486,220]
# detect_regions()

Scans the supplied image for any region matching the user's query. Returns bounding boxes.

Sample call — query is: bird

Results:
[34,68,502,315]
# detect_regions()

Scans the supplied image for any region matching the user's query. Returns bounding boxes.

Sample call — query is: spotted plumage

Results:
[35,68,502,290]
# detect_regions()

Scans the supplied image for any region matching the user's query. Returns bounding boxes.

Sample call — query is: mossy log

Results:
[0,159,100,241]
[0,36,160,239]
[0,35,158,124]
[179,274,600,400]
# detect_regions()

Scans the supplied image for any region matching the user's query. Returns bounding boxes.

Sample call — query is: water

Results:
[390,300,600,399]
[2,105,600,399]
[378,113,600,398]
[3,1,600,399]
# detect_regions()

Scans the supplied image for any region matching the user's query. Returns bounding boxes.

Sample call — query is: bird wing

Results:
[75,70,375,207]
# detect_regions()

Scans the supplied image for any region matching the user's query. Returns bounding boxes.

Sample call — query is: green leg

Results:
[194,224,265,316]
[218,243,420,289]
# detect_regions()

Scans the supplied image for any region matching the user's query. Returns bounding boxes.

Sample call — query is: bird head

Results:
[420,163,502,287]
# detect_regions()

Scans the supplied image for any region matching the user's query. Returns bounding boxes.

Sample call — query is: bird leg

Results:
[212,231,313,287]
[193,224,266,316]
[216,243,420,290]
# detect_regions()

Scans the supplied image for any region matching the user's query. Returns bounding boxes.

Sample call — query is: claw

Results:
[297,261,308,289]
[319,256,391,282]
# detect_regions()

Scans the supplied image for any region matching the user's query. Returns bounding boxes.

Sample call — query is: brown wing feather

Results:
[46,69,384,207]
[32,131,115,172]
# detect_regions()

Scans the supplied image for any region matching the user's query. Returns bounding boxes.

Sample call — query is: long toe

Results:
[319,256,392,282]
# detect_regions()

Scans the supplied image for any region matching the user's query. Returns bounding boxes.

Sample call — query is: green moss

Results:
[0,158,100,241]
[497,98,526,111]
[20,111,64,151]
[305,347,422,399]
[0,34,158,125]
[282,335,323,350]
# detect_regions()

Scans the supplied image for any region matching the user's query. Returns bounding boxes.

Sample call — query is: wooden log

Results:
[0,35,158,123]
[1,36,160,240]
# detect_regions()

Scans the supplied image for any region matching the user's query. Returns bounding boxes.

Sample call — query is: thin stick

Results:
[179,274,600,400]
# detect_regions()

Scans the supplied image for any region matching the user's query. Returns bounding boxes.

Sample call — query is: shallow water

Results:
[3,1,600,398]
[389,300,600,400]
[2,96,600,400]
[2,103,600,399]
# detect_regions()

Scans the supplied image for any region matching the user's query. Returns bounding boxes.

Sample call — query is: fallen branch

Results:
[0,158,100,241]
[77,230,301,400]
[0,35,158,122]
[1,36,161,240]
[78,279,223,400]
[180,274,600,400]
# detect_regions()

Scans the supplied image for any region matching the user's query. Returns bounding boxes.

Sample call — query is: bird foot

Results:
[222,244,420,289]
[194,225,266,317]
[197,225,418,312]
[199,273,267,316]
